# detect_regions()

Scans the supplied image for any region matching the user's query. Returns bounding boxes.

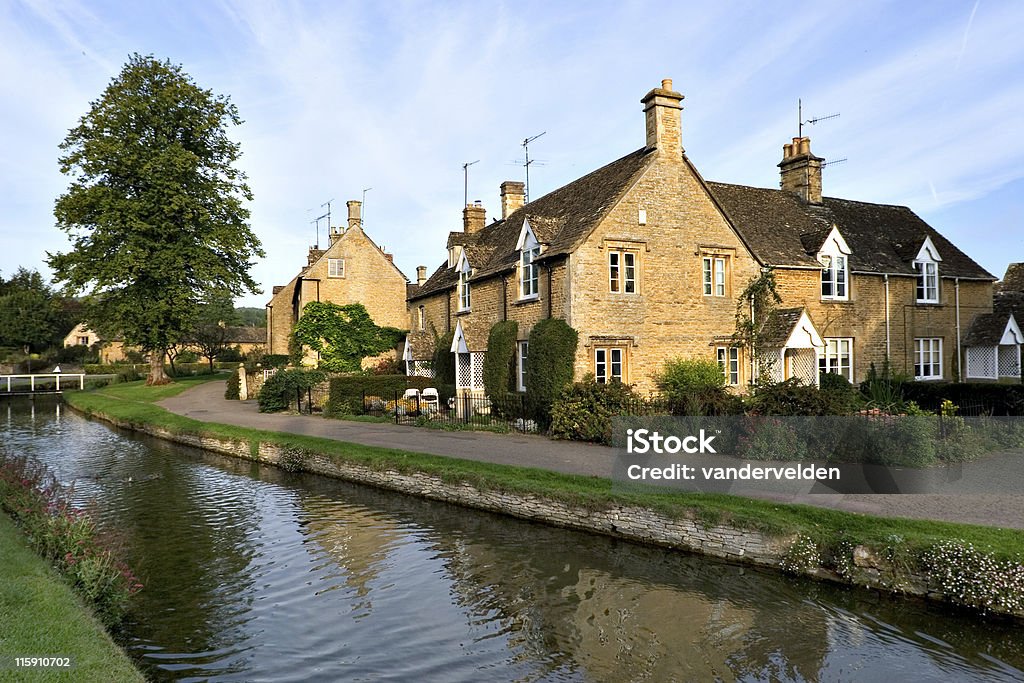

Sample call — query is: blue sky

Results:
[2,1,1022,307]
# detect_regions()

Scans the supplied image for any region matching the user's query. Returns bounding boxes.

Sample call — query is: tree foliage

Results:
[733,267,783,385]
[525,318,579,425]
[290,301,403,373]
[190,290,238,371]
[48,54,263,385]
[0,269,64,354]
[483,321,518,397]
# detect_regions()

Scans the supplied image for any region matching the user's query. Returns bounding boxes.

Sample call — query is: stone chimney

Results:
[779,137,824,204]
[416,266,427,286]
[641,78,684,154]
[463,200,486,234]
[500,181,526,219]
[346,200,362,232]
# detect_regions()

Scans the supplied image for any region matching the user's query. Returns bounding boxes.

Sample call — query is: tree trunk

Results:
[208,355,215,373]
[147,350,171,385]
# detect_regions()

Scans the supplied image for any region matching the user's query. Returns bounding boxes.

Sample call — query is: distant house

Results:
[265,200,409,363]
[63,323,266,363]
[405,78,1002,399]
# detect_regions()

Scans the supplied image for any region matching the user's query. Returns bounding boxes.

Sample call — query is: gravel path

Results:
[158,381,1024,530]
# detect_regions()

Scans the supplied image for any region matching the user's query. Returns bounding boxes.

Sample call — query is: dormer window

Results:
[914,236,942,304]
[818,226,851,301]
[516,219,541,300]
[457,251,472,311]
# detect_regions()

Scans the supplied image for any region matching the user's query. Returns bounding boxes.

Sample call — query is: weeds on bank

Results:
[0,454,142,626]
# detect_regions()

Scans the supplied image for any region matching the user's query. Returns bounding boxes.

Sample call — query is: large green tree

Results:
[0,268,62,354]
[48,54,264,384]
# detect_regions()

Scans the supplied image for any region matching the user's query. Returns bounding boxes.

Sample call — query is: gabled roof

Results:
[759,308,823,348]
[224,326,266,344]
[410,147,654,301]
[998,263,1024,294]
[964,312,1022,347]
[706,182,995,280]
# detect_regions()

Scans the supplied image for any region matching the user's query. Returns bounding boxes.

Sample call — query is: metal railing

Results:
[363,390,540,433]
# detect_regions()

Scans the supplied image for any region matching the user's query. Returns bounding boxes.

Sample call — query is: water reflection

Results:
[1,397,1022,682]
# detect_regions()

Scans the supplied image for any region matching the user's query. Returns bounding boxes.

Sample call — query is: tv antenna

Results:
[321,198,334,234]
[361,187,372,226]
[462,160,479,207]
[521,132,546,202]
[798,99,840,138]
[310,213,327,248]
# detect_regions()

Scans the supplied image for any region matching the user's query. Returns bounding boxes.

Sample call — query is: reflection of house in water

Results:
[429,527,830,682]
[301,500,403,601]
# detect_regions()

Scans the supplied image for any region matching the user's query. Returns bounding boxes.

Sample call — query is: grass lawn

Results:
[66,381,1024,561]
[0,513,144,683]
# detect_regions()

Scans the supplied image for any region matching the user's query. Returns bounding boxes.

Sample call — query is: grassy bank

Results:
[0,514,145,683]
[66,381,1024,560]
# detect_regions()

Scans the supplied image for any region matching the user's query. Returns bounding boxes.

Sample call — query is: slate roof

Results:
[706,183,995,280]
[410,147,654,301]
[758,307,806,346]
[997,263,1024,294]
[225,326,266,344]
[963,313,1011,346]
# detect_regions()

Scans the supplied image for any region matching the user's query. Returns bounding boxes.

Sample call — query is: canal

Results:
[3,397,1023,682]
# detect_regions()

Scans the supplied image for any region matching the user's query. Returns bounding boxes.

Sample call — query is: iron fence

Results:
[362,390,541,433]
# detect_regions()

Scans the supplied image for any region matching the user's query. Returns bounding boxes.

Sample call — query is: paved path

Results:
[159,381,1024,530]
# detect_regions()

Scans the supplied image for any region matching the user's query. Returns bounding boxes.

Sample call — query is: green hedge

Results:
[551,379,643,444]
[897,382,1024,416]
[224,370,241,400]
[483,321,518,397]
[325,375,436,417]
[432,330,455,386]
[526,319,578,425]
[258,369,326,412]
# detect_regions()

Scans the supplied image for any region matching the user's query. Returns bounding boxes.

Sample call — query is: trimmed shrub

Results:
[899,381,1024,416]
[748,379,856,416]
[819,372,861,414]
[324,374,435,417]
[483,321,518,397]
[258,368,326,412]
[432,330,456,387]
[655,357,738,416]
[526,318,578,425]
[224,369,241,400]
[551,378,642,444]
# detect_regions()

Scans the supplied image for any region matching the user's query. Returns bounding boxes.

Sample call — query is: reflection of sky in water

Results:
[2,398,1022,682]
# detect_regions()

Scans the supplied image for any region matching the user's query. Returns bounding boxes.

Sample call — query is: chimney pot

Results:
[346,200,362,232]
[662,78,672,90]
[779,136,824,204]
[416,265,427,286]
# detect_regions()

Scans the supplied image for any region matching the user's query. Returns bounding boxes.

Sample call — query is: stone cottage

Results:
[266,200,409,360]
[405,79,1001,397]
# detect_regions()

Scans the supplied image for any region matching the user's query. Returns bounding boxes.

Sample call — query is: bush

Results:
[324,374,435,417]
[819,372,861,413]
[53,344,98,365]
[369,356,404,375]
[899,381,1024,416]
[526,319,578,425]
[217,345,245,363]
[656,357,738,416]
[258,368,327,412]
[432,330,456,386]
[483,321,518,398]
[261,354,291,369]
[551,378,642,444]
[224,369,241,400]
[748,379,855,416]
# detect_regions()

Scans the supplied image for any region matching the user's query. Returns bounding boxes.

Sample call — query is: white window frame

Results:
[595,347,625,384]
[915,260,939,303]
[328,258,345,278]
[717,346,739,385]
[703,257,727,297]
[517,221,541,301]
[914,338,943,380]
[820,254,848,300]
[517,340,529,392]
[819,337,853,382]
[456,252,472,312]
[608,250,636,294]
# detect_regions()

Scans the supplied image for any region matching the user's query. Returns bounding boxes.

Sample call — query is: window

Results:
[459,270,471,311]
[595,347,625,383]
[819,338,853,382]
[820,254,847,300]
[517,341,529,392]
[608,251,636,293]
[77,336,89,346]
[914,338,942,380]
[703,257,727,297]
[717,347,739,385]
[915,261,939,303]
[520,245,540,299]
[328,258,345,278]
[417,306,425,331]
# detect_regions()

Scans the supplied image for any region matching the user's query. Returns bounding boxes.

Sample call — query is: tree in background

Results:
[234,307,266,327]
[191,291,239,371]
[48,54,263,385]
[290,302,404,373]
[0,268,64,354]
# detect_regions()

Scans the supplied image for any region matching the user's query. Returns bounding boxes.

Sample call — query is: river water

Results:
[2,397,1023,682]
